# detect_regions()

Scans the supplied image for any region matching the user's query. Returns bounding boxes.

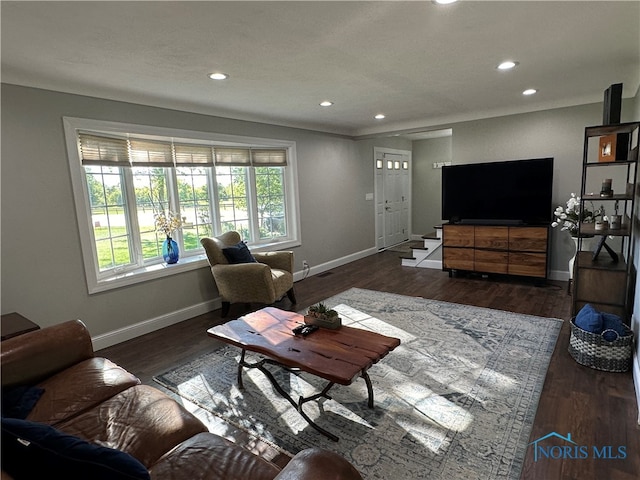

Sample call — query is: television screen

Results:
[441,158,554,225]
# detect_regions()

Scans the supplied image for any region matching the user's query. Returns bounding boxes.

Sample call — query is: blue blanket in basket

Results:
[575,304,626,341]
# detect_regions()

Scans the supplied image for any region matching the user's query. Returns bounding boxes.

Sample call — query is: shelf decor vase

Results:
[162,236,179,264]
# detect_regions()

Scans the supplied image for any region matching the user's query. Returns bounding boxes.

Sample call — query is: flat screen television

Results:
[441,157,554,225]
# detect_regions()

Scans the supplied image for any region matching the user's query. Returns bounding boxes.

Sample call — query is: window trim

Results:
[63,117,301,294]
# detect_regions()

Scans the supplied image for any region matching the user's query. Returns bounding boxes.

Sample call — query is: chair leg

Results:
[286,287,297,305]
[221,302,230,317]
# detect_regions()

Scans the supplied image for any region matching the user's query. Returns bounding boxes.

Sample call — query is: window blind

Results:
[251,148,288,166]
[129,138,173,167]
[78,133,130,166]
[174,144,214,166]
[214,147,251,166]
[78,133,287,168]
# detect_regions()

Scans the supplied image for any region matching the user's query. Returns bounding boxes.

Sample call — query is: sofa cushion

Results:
[1,417,150,480]
[27,357,140,425]
[149,432,281,480]
[222,241,257,264]
[1,385,44,419]
[56,385,208,468]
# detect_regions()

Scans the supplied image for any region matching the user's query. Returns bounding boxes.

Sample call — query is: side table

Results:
[1,312,40,341]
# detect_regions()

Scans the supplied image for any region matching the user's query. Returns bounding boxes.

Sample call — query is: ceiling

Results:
[2,1,639,138]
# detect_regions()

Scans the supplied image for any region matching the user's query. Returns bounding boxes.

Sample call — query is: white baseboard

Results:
[94,246,379,350]
[293,247,378,282]
[92,298,220,351]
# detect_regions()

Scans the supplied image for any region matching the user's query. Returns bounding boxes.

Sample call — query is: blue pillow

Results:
[222,241,256,264]
[575,304,603,333]
[1,385,44,419]
[602,312,627,341]
[1,418,150,480]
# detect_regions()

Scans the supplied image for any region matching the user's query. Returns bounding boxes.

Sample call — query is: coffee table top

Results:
[207,307,400,385]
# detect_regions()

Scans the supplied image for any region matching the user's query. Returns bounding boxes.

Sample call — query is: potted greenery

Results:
[305,302,342,329]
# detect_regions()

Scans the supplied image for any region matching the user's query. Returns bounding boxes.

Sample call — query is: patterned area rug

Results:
[154,288,562,480]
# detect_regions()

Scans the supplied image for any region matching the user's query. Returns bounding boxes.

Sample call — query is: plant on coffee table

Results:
[306,303,342,329]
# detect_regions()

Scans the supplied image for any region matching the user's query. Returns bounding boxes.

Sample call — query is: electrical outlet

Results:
[302,260,309,269]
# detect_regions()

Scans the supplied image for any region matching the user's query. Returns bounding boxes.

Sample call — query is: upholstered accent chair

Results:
[201,231,296,316]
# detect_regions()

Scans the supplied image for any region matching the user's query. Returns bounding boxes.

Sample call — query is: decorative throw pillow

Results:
[222,241,257,264]
[601,312,627,341]
[575,304,603,333]
[1,417,150,480]
[1,385,45,419]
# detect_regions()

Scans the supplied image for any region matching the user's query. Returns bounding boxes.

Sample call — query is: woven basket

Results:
[568,318,634,372]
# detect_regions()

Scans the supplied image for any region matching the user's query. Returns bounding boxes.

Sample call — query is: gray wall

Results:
[412,135,451,235]
[0,84,376,338]
[2,82,638,345]
[410,99,638,274]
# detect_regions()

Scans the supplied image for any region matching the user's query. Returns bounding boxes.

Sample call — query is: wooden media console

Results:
[442,224,549,279]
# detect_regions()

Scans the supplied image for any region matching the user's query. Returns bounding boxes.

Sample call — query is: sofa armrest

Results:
[253,251,294,273]
[274,448,363,480]
[1,319,94,388]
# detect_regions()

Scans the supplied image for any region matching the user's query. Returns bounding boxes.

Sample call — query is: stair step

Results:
[422,231,440,240]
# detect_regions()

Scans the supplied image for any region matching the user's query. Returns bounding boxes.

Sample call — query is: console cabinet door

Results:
[475,250,509,274]
[443,225,475,247]
[443,248,474,271]
[475,226,508,250]
[509,227,547,252]
[508,252,547,277]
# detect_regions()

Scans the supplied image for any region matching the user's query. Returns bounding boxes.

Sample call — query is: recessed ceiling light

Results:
[497,61,519,71]
[523,88,538,96]
[319,101,333,107]
[433,0,458,4]
[208,72,229,80]
[374,114,386,120]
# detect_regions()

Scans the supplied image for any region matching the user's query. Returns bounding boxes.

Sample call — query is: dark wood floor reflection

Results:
[98,250,639,479]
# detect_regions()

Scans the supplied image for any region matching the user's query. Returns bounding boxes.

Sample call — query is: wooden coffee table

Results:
[207,306,400,441]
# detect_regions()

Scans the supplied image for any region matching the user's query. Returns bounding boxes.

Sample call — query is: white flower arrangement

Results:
[551,193,602,237]
[154,209,183,238]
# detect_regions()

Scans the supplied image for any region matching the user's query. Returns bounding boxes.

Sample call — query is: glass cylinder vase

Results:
[162,236,179,264]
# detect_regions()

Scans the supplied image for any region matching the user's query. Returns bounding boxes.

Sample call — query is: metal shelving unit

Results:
[573,121,639,322]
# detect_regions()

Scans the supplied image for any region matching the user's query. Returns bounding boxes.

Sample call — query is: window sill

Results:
[90,254,210,294]
[88,239,300,294]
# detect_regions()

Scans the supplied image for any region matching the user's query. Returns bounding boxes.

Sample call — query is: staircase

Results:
[400,227,443,269]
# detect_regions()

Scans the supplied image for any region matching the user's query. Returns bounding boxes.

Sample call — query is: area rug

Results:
[154,288,562,480]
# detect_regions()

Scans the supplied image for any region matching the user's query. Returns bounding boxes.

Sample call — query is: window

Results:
[64,117,300,293]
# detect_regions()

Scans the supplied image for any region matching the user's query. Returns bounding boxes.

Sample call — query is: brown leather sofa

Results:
[1,319,363,480]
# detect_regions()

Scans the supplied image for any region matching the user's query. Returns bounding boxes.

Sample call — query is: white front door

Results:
[374,148,411,249]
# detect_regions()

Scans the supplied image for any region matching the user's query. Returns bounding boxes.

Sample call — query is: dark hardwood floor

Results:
[98,250,639,479]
